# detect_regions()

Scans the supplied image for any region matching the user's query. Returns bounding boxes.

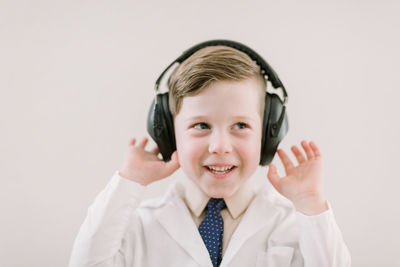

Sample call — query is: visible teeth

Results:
[207,166,233,172]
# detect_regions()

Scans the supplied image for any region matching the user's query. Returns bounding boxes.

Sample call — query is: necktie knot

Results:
[207,198,226,212]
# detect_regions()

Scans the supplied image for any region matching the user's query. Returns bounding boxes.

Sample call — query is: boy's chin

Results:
[204,186,237,199]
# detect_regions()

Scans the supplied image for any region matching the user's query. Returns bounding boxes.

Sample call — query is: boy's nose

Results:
[208,131,232,154]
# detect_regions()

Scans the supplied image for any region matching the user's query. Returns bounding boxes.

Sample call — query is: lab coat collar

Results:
[220,184,277,267]
[154,180,279,267]
[154,181,213,267]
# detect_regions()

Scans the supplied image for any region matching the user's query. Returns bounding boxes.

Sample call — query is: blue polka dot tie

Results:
[198,198,226,267]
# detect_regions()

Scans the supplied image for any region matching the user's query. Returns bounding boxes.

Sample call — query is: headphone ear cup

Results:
[260,93,289,166]
[147,92,176,162]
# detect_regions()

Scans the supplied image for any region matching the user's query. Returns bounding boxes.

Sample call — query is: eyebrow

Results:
[185,115,257,123]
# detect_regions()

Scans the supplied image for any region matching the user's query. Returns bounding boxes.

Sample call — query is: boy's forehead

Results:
[176,79,263,122]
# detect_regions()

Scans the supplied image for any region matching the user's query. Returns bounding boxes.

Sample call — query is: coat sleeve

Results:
[69,171,146,267]
[295,202,351,267]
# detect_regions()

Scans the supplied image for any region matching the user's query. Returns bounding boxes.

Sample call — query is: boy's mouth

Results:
[205,165,236,175]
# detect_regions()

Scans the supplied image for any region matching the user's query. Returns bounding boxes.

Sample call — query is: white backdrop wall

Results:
[1,0,399,266]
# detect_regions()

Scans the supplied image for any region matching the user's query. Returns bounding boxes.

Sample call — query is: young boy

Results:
[69,42,351,267]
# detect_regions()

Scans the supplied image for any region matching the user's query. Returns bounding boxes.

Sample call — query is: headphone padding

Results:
[146,92,176,162]
[260,93,289,166]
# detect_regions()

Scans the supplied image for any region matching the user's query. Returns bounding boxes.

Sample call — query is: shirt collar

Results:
[180,177,255,219]
[224,181,254,219]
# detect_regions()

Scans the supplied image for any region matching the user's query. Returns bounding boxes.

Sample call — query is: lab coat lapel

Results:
[220,188,273,267]
[154,187,213,267]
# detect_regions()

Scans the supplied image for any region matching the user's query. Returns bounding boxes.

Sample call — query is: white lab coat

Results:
[69,172,351,267]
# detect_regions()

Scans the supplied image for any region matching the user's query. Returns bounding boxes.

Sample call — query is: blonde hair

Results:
[167,45,267,117]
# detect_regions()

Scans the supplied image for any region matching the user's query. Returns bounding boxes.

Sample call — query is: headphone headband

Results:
[155,39,288,104]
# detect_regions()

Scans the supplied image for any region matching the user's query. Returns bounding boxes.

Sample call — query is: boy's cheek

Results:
[238,140,261,154]
[176,145,197,165]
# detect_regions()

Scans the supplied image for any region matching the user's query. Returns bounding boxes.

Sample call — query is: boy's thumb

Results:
[267,163,280,189]
[166,151,180,170]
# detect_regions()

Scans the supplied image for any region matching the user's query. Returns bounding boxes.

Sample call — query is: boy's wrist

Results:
[293,194,328,216]
[118,169,149,186]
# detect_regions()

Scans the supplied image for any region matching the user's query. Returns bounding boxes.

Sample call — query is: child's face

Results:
[174,77,263,198]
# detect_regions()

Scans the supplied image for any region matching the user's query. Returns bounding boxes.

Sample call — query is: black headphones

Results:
[147,39,289,166]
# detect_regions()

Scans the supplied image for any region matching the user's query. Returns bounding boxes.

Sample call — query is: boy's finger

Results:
[301,140,315,160]
[309,141,322,158]
[129,138,136,146]
[277,149,295,170]
[138,137,148,149]
[291,146,306,164]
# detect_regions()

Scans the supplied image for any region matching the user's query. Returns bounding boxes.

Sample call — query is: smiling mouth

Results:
[205,165,236,175]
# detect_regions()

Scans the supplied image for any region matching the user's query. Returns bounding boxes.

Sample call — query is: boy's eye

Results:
[193,123,210,130]
[233,122,248,130]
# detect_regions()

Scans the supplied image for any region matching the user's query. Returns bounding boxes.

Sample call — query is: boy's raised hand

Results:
[267,140,328,215]
[119,137,180,186]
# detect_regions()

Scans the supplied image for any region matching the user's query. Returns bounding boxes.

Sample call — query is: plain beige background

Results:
[1,0,399,266]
